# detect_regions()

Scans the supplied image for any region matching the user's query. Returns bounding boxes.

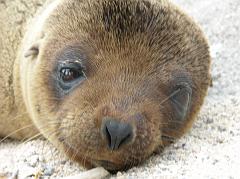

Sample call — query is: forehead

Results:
[46,0,182,44]
[43,0,205,73]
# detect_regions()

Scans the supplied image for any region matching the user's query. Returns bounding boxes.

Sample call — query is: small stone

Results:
[38,156,45,162]
[230,130,235,135]
[61,160,67,165]
[218,126,227,132]
[216,138,224,144]
[28,155,39,167]
[116,171,122,176]
[60,167,109,179]
[212,159,219,165]
[206,118,214,124]
[182,143,186,148]
[43,166,54,176]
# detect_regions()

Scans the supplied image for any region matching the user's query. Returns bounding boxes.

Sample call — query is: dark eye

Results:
[170,82,192,121]
[60,67,83,83]
[58,62,86,91]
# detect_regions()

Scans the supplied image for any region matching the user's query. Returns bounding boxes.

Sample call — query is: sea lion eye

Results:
[60,67,83,82]
[170,82,192,121]
[58,62,86,91]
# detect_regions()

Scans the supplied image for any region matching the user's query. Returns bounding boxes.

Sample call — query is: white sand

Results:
[1,0,240,178]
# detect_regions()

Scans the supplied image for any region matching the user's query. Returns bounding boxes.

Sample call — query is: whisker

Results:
[0,124,34,143]
[159,88,181,106]
[5,111,29,122]
[19,133,43,145]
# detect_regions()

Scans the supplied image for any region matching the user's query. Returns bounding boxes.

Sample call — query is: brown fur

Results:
[0,0,211,171]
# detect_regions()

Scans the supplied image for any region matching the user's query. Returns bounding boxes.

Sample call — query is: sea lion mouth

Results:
[61,137,127,171]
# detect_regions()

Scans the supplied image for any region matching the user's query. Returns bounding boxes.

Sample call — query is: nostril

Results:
[104,124,112,147]
[117,132,132,149]
[101,118,133,150]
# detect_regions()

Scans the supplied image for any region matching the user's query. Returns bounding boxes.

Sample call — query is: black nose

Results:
[101,118,133,150]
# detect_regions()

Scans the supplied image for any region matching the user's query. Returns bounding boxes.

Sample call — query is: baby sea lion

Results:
[0,0,211,171]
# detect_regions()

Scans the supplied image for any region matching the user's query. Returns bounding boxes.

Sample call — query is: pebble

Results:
[217,126,227,132]
[61,160,67,165]
[28,155,39,167]
[41,164,55,176]
[44,166,55,176]
[206,118,214,124]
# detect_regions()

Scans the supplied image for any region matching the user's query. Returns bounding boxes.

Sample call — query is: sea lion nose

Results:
[101,118,133,150]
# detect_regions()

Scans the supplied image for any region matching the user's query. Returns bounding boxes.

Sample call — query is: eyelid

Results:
[58,61,87,76]
[176,82,191,90]
[59,60,84,67]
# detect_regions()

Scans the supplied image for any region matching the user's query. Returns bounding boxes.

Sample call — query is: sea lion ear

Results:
[170,82,192,121]
[24,41,41,58]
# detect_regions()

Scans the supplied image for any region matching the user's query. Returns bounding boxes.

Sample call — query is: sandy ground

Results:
[1,0,240,178]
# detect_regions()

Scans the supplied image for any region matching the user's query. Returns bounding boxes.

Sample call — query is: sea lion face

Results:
[25,0,210,171]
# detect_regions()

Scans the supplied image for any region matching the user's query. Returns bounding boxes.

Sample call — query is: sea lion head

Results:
[21,0,211,171]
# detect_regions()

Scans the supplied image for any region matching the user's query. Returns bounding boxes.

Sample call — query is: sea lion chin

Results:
[0,0,211,171]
